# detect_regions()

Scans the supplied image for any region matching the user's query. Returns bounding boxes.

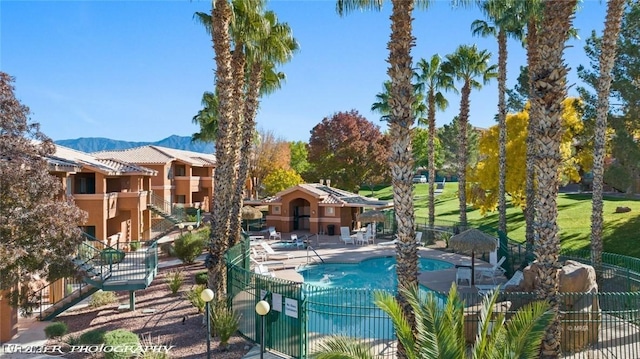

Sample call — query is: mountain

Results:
[55,135,215,154]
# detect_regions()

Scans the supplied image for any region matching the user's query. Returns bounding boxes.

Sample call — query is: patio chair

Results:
[476,256,507,284]
[415,231,423,246]
[267,227,281,241]
[364,224,375,245]
[339,226,355,245]
[355,231,368,245]
[476,270,524,295]
[291,234,306,249]
[259,242,293,260]
[456,267,472,287]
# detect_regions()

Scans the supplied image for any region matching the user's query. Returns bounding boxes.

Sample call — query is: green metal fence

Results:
[226,234,640,358]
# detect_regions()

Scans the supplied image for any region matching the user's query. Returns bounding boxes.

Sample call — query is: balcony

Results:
[118,190,149,211]
[174,176,202,193]
[199,177,213,189]
[73,193,118,220]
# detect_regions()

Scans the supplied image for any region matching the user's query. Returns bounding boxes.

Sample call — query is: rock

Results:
[615,206,631,213]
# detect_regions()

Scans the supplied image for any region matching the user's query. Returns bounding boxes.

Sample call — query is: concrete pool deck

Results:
[251,231,507,293]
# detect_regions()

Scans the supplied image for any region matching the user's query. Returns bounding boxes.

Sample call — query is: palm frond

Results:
[311,336,374,359]
[373,290,417,358]
[503,300,554,358]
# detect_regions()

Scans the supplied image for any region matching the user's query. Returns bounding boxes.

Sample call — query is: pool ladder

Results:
[306,245,325,264]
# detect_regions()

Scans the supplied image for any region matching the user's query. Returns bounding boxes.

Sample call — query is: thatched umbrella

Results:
[449,228,498,285]
[357,210,386,240]
[241,206,263,231]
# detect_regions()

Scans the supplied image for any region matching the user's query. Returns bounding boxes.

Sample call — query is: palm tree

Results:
[337,1,424,356]
[471,1,525,236]
[191,91,219,143]
[530,1,578,357]
[414,55,456,232]
[312,285,553,359]
[591,0,626,277]
[442,45,497,228]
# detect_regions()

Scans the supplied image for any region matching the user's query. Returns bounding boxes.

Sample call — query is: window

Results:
[273,206,281,214]
[325,207,335,215]
[174,165,186,176]
[176,195,186,204]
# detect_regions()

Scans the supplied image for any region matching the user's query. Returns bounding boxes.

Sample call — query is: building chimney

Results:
[326,179,331,187]
[319,179,324,185]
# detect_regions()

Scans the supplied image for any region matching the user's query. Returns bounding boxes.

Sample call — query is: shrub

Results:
[160,243,175,257]
[103,329,141,359]
[44,322,68,338]
[196,225,211,242]
[89,290,118,308]
[194,271,208,285]
[139,334,172,359]
[210,299,240,350]
[79,329,106,344]
[185,285,207,313]
[173,233,205,264]
[165,270,184,294]
[129,241,141,251]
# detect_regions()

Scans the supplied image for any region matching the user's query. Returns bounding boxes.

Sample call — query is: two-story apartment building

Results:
[93,146,216,212]
[52,145,157,244]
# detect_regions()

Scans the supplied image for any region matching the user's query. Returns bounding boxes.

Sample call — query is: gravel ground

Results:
[48,262,252,359]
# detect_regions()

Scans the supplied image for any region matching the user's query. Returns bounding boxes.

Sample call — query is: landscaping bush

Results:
[196,225,211,241]
[194,271,208,285]
[89,290,118,308]
[173,233,205,264]
[139,334,172,359]
[101,249,125,264]
[165,270,184,294]
[185,285,207,313]
[129,241,141,251]
[210,299,240,350]
[79,329,106,344]
[103,329,141,359]
[44,322,68,338]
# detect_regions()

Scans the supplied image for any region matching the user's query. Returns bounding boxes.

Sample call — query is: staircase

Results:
[32,234,158,321]
[148,193,186,224]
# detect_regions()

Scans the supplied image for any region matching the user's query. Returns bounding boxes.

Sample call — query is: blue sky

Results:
[2,1,606,143]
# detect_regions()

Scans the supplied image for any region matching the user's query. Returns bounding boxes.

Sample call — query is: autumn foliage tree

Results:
[0,72,87,309]
[251,129,292,196]
[467,98,590,214]
[308,110,389,192]
[263,168,304,196]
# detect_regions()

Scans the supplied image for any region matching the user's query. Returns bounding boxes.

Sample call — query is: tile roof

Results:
[93,145,216,166]
[262,183,393,209]
[52,145,157,176]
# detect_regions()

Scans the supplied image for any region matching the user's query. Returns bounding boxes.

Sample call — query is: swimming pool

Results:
[298,257,452,339]
[298,256,454,290]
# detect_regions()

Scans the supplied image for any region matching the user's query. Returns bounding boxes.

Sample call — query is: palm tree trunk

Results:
[497,29,508,235]
[387,1,418,358]
[532,1,577,357]
[591,0,625,281]
[458,82,471,228]
[428,90,436,230]
[228,43,248,247]
[525,17,539,258]
[208,0,235,298]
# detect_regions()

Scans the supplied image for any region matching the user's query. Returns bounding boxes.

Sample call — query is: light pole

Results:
[187,225,194,232]
[255,300,271,359]
[200,288,214,359]
[177,223,185,236]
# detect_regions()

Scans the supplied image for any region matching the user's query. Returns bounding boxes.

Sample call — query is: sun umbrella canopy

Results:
[357,210,386,223]
[241,206,263,220]
[449,228,497,253]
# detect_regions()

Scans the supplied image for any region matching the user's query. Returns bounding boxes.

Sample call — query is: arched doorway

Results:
[289,198,311,231]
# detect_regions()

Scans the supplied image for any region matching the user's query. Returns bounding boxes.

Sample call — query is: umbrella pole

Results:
[471,251,475,286]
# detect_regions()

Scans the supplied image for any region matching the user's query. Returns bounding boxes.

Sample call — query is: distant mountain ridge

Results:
[55,135,215,154]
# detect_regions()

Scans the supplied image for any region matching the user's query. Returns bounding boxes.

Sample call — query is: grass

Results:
[362,182,640,258]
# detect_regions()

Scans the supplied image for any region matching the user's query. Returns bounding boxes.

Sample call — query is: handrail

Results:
[149,192,186,222]
[306,245,325,264]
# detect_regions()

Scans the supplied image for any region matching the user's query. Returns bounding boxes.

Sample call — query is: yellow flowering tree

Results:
[467,98,590,214]
[263,168,304,196]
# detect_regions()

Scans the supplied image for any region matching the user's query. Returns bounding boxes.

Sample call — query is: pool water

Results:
[298,257,452,339]
[298,256,454,290]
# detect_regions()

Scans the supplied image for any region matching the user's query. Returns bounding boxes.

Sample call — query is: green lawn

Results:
[361,183,640,258]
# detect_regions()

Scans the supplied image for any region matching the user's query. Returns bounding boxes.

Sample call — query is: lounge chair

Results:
[378,232,422,246]
[250,256,284,269]
[456,267,472,287]
[476,256,507,284]
[476,270,524,295]
[340,226,355,245]
[259,242,293,260]
[267,227,281,241]
[254,264,276,277]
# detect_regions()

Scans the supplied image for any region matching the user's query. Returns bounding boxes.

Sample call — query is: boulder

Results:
[615,206,631,213]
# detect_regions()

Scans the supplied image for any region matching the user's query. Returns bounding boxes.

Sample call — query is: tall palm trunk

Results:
[531,1,577,357]
[591,0,625,279]
[497,28,508,235]
[457,82,471,228]
[208,0,235,298]
[228,44,248,247]
[232,62,263,245]
[525,17,539,257]
[387,1,418,357]
[427,90,436,230]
